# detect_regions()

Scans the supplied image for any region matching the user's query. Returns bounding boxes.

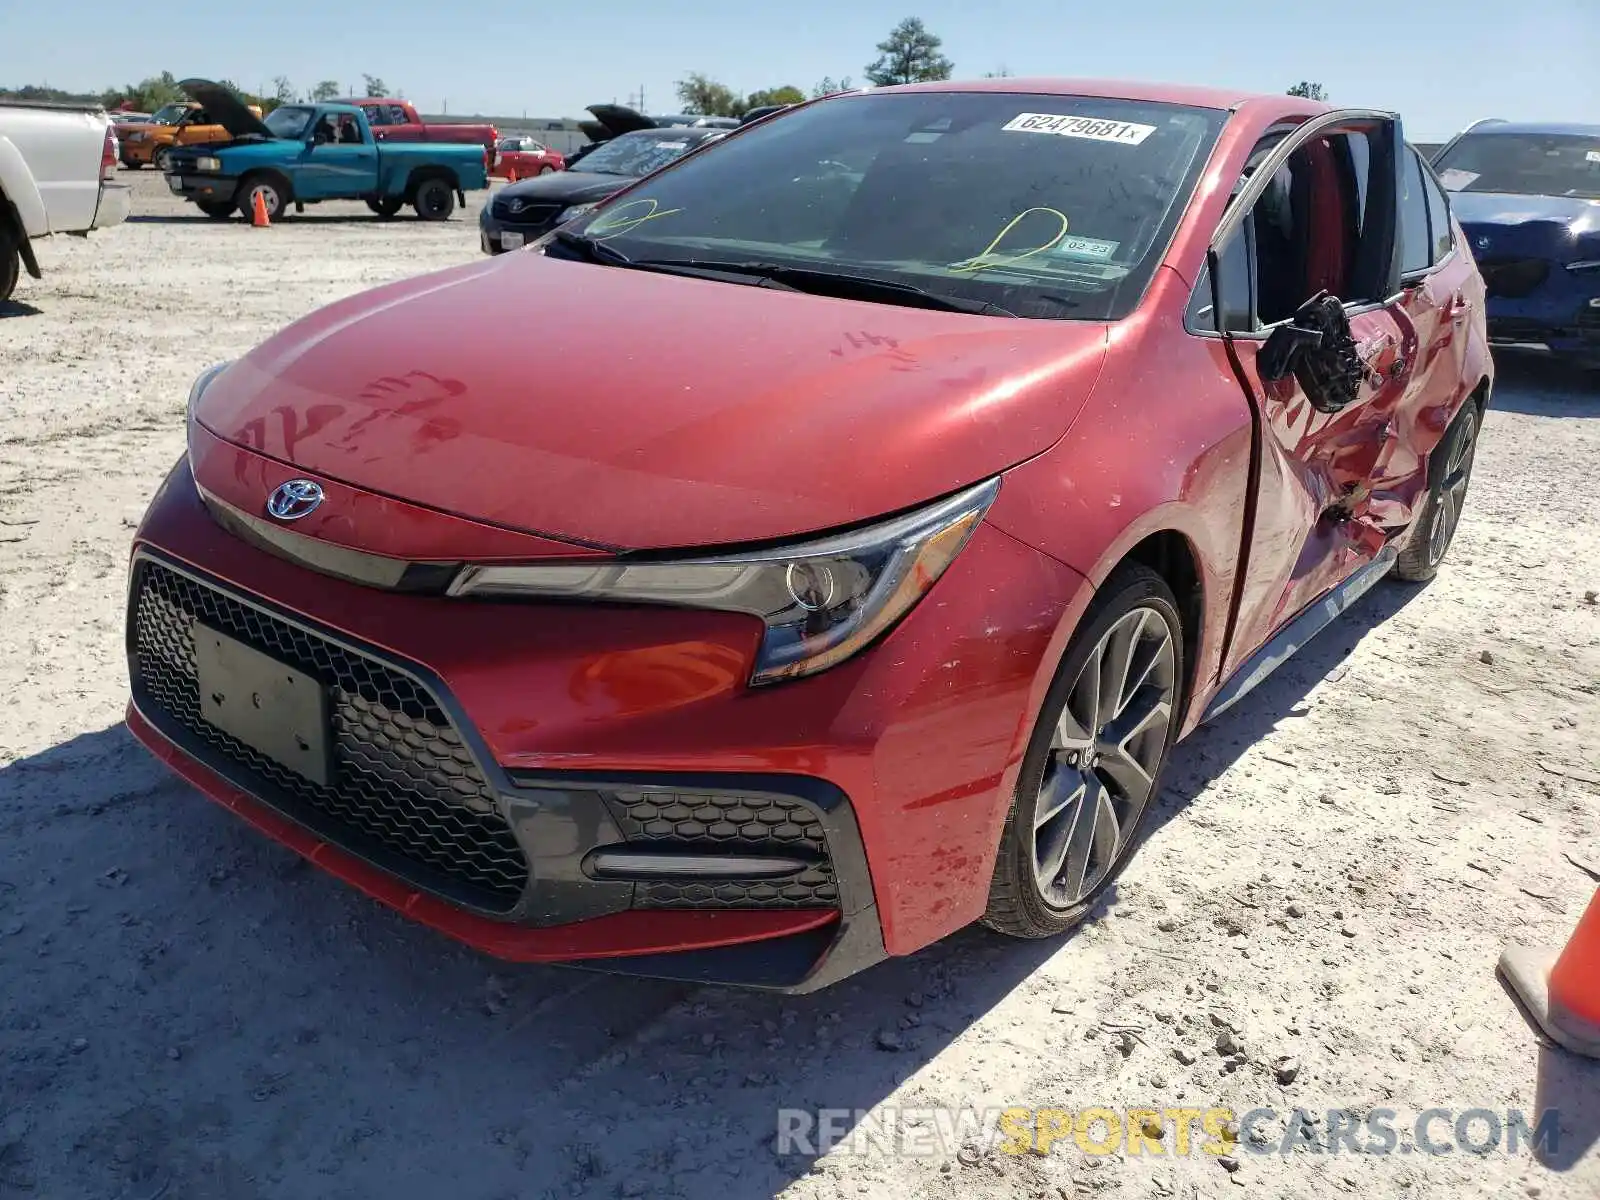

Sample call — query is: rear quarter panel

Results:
[0,105,108,234]
[379,144,488,192]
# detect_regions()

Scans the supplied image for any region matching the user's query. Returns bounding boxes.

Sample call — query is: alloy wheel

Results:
[1031,606,1177,908]
[1427,410,1477,566]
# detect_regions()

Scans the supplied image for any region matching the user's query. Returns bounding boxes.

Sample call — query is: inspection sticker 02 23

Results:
[1002,113,1157,145]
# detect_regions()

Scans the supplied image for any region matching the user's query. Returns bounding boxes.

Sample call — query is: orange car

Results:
[120,99,264,171]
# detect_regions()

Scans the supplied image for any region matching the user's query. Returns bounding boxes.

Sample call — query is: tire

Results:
[122,160,143,170]
[236,174,287,222]
[1391,402,1480,582]
[537,165,554,175]
[0,226,19,304]
[365,197,404,219]
[153,146,172,172]
[196,201,235,220]
[982,564,1185,939]
[412,177,455,221]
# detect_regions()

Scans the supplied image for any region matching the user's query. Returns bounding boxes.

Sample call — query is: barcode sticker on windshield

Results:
[1587,150,1600,164]
[1002,113,1156,145]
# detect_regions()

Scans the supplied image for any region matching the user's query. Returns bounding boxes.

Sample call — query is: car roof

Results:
[1465,120,1600,137]
[864,76,1292,112]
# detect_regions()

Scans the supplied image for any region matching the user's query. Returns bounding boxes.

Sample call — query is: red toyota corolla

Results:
[127,79,1490,991]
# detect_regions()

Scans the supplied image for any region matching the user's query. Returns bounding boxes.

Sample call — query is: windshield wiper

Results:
[546,231,800,290]
[545,237,1009,313]
[685,262,1014,316]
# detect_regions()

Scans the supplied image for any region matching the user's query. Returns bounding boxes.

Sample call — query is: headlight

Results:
[449,478,999,684]
[130,132,148,142]
[195,156,222,173]
[187,361,233,424]
[557,203,597,224]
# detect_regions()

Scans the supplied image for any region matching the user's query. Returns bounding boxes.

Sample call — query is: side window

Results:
[1399,147,1433,276]
[1186,226,1255,333]
[1421,164,1454,263]
[368,105,394,126]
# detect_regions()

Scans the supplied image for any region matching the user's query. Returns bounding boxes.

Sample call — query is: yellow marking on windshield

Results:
[588,197,684,240]
[950,207,1070,274]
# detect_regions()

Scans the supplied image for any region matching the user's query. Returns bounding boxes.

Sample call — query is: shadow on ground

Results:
[125,213,468,228]
[1489,350,1600,416]
[0,570,1436,1199]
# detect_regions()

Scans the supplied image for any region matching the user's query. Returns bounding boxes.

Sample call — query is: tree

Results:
[310,79,340,102]
[745,85,805,110]
[983,65,1014,78]
[272,76,297,105]
[1287,81,1328,101]
[811,76,854,99]
[864,17,953,87]
[363,74,388,98]
[674,72,741,116]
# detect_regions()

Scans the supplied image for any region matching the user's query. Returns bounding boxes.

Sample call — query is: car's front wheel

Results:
[1392,403,1479,582]
[983,564,1184,938]
[153,146,172,172]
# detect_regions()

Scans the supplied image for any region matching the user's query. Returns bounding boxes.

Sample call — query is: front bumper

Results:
[165,173,240,207]
[479,204,564,255]
[1479,258,1600,363]
[126,456,1088,989]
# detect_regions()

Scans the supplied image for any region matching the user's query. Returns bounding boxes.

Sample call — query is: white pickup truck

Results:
[0,101,131,302]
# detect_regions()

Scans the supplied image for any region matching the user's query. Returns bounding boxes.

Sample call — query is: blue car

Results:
[1431,120,1600,369]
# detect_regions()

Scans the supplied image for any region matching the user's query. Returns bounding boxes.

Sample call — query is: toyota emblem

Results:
[266,479,325,521]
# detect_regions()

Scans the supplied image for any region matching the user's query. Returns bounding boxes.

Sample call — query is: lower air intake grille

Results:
[609,790,838,909]
[131,560,529,910]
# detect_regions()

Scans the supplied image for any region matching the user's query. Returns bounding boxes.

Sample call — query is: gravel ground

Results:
[0,169,1597,1200]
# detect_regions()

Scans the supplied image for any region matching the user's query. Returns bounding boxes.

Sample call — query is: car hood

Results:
[1450,190,1600,234]
[194,255,1108,552]
[178,78,272,139]
[493,172,633,208]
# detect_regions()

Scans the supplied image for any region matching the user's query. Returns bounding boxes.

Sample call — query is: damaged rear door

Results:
[1193,109,1410,677]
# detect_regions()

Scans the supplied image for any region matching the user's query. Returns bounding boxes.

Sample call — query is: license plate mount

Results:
[194,623,332,786]
[500,231,525,250]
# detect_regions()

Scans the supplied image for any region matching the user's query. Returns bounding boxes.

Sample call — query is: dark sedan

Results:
[479,127,726,254]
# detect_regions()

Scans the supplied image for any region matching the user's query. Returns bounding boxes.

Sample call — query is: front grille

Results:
[131,561,529,910]
[609,790,838,909]
[1478,257,1551,299]
[492,199,562,227]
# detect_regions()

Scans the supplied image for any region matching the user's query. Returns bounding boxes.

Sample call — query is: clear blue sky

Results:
[4,0,1596,140]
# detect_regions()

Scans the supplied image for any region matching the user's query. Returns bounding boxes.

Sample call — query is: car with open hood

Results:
[1431,119,1600,368]
[479,126,725,253]
[118,88,264,171]
[128,79,1490,993]
[162,85,489,222]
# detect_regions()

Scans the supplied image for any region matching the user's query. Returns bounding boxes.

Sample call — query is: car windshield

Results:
[575,133,705,177]
[1434,132,1600,199]
[563,92,1225,321]
[264,106,316,140]
[149,103,189,125]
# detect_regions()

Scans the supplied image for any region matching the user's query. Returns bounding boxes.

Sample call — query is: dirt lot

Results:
[0,169,1597,1200]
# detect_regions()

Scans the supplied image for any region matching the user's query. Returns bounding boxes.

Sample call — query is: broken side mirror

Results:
[1259,292,1365,413]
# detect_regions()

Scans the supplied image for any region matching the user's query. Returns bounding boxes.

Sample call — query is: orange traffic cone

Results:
[1500,888,1600,1058]
[250,188,271,228]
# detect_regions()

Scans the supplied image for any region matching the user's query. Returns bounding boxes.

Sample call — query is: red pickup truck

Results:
[335,98,498,165]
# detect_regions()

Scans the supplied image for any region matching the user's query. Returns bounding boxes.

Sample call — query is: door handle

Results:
[1447,294,1471,324]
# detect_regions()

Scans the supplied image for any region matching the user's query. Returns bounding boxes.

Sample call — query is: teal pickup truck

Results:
[163,81,489,222]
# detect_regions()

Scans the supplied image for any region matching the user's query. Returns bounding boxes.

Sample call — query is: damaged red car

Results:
[126,79,1490,992]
